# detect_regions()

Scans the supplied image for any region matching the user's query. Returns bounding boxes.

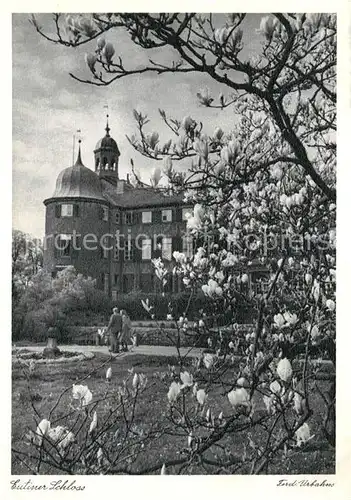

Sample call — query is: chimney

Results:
[117,180,124,194]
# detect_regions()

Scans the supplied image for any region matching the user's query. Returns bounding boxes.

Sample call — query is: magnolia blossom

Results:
[96,37,105,49]
[294,422,314,447]
[274,313,285,328]
[311,325,320,341]
[277,358,293,383]
[188,431,194,448]
[228,341,235,350]
[167,382,181,403]
[228,388,250,408]
[106,367,112,381]
[263,395,276,414]
[203,353,215,369]
[89,411,98,435]
[160,464,167,475]
[150,166,162,186]
[305,273,313,285]
[55,429,75,452]
[173,251,186,264]
[206,408,212,423]
[293,392,305,415]
[72,384,93,407]
[36,419,50,444]
[196,388,207,405]
[85,53,97,71]
[133,373,140,390]
[203,277,223,297]
[102,42,115,63]
[283,311,298,326]
[237,377,249,388]
[326,299,335,311]
[187,204,204,230]
[270,380,283,396]
[193,136,209,160]
[312,280,320,303]
[181,115,195,132]
[180,371,194,388]
[198,319,205,328]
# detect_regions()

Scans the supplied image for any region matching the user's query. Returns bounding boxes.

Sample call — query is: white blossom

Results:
[72,384,93,407]
[326,299,335,311]
[277,358,293,383]
[228,388,250,408]
[294,422,314,447]
[180,371,194,388]
[167,382,181,403]
[89,411,98,435]
[196,388,207,405]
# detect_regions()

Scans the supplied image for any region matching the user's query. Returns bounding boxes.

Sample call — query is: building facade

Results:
[43,122,193,300]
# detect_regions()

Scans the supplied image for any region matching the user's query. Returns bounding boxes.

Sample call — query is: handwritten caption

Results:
[277,478,335,488]
[10,479,85,491]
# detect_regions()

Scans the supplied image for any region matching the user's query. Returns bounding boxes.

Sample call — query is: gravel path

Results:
[13,344,205,359]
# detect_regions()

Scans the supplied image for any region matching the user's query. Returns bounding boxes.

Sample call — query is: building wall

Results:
[44,199,111,291]
[44,198,192,298]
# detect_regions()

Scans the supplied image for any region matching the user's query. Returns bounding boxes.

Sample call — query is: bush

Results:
[12,267,113,341]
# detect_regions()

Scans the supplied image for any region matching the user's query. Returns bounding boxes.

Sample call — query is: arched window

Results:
[103,157,108,170]
[95,158,100,169]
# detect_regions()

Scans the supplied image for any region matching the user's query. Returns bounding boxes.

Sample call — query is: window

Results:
[124,240,134,261]
[142,238,152,260]
[61,204,73,217]
[162,237,172,260]
[114,274,119,286]
[115,212,120,224]
[124,212,134,225]
[142,211,152,224]
[182,234,193,258]
[56,234,72,257]
[102,207,109,221]
[182,207,193,221]
[162,209,172,223]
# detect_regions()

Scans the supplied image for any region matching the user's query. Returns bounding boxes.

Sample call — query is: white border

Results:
[3,2,351,499]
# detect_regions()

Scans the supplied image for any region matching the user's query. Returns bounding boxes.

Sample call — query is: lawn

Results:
[12,351,335,475]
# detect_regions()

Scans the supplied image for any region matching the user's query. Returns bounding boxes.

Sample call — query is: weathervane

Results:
[72,129,82,165]
[103,105,110,135]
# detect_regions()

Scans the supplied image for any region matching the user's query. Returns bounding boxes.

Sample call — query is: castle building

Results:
[43,121,193,300]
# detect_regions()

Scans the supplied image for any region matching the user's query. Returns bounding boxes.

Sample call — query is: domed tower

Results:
[43,141,111,294]
[94,116,120,185]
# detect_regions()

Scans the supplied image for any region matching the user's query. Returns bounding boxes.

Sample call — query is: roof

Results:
[94,135,120,154]
[94,122,120,154]
[101,179,185,209]
[49,147,106,202]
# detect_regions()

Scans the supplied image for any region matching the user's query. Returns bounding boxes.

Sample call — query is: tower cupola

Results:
[94,115,120,184]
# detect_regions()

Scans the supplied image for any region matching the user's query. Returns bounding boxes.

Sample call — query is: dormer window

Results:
[61,204,73,217]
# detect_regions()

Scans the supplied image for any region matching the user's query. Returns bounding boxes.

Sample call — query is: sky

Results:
[12,13,261,238]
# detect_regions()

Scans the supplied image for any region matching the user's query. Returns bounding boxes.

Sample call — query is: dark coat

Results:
[107,313,123,334]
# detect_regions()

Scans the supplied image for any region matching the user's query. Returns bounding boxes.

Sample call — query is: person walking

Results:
[106,307,123,353]
[119,310,132,352]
